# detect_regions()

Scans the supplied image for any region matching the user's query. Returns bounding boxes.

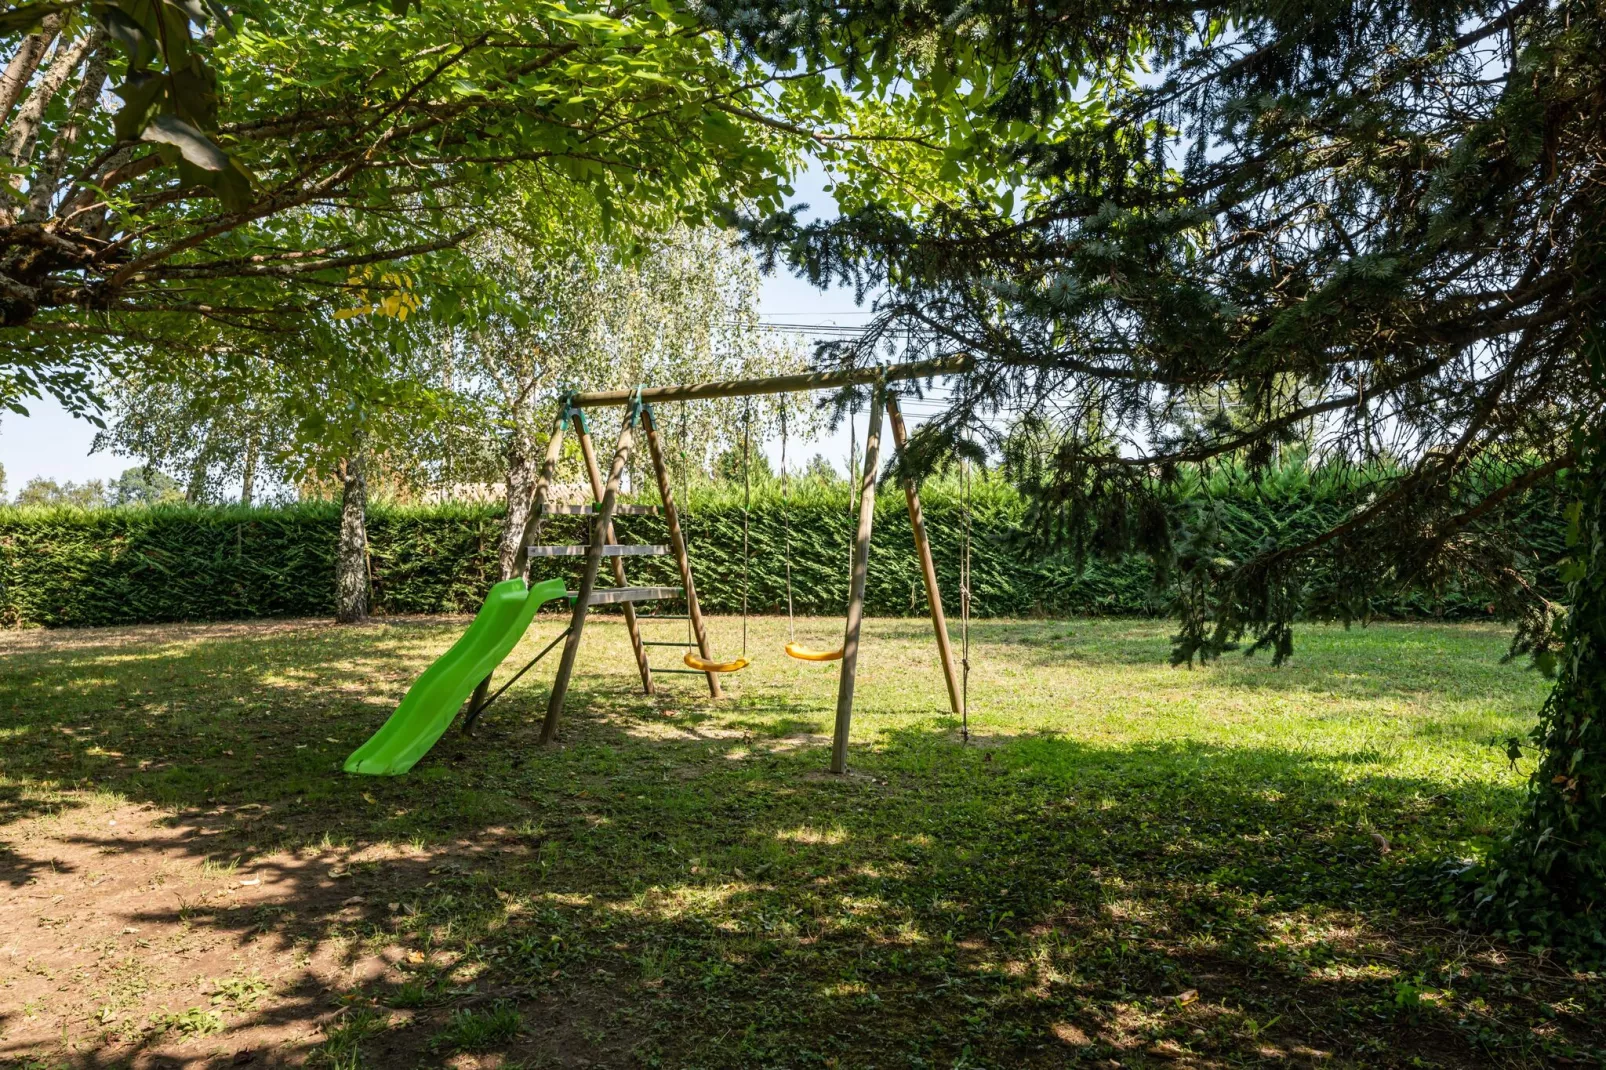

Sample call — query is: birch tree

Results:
[451,224,808,580]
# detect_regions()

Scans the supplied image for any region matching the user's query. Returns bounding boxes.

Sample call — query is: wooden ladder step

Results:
[528,544,670,558]
[570,586,683,605]
[539,503,661,515]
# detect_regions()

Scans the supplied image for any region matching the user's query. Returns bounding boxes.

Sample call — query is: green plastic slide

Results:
[344,577,569,776]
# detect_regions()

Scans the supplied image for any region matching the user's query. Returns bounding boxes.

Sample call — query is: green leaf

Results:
[113,69,167,142]
[169,55,220,130]
[141,113,229,171]
[0,1,74,34]
[101,1,160,70]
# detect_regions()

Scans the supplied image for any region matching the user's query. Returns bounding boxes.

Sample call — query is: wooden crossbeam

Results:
[570,586,682,605]
[539,503,660,515]
[569,355,970,408]
[527,544,669,557]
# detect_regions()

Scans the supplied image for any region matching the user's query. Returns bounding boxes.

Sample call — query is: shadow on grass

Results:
[0,618,1590,1069]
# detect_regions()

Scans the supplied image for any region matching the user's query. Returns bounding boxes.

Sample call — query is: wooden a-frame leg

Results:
[541,413,634,744]
[641,405,723,699]
[833,380,886,774]
[577,422,653,696]
[885,395,963,720]
[468,408,568,717]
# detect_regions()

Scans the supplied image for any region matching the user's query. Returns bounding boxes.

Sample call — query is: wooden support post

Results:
[468,407,569,717]
[641,405,723,699]
[885,395,963,719]
[833,380,886,774]
[511,408,573,580]
[576,421,654,696]
[541,412,634,744]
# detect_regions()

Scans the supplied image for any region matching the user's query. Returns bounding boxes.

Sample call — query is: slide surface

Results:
[344,577,569,776]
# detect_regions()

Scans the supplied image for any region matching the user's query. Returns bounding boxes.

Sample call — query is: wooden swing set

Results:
[482,354,970,775]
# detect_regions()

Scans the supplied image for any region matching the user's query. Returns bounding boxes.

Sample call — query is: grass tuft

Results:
[431,1004,524,1053]
[307,1006,389,1069]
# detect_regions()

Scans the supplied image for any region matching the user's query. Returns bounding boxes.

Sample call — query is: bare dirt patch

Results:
[2,792,640,1068]
[3,798,394,1065]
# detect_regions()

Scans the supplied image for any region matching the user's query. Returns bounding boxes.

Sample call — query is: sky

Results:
[0,163,955,498]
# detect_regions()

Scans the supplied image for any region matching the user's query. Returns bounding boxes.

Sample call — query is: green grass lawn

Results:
[1,612,1599,1068]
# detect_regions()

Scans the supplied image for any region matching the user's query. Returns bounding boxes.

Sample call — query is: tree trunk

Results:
[24,30,106,221]
[240,427,258,507]
[185,442,209,503]
[1485,424,1606,945]
[0,14,62,126]
[498,431,539,581]
[335,451,370,623]
[0,27,96,217]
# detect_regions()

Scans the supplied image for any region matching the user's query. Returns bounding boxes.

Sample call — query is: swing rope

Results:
[679,403,693,652]
[681,397,751,674]
[741,397,751,659]
[960,447,972,743]
[847,393,858,576]
[782,391,853,663]
[782,402,795,643]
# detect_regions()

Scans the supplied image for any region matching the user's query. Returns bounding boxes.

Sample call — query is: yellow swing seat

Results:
[785,641,844,662]
[683,652,750,673]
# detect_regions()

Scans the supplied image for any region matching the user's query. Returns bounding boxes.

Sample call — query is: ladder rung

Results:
[538,503,661,516]
[528,544,669,557]
[636,614,690,620]
[639,640,690,647]
[649,667,708,675]
[570,586,682,605]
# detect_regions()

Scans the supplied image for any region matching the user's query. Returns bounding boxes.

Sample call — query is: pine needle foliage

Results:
[711,0,1605,946]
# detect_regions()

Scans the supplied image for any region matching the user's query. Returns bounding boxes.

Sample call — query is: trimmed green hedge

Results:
[0,474,1567,628]
[0,501,505,628]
